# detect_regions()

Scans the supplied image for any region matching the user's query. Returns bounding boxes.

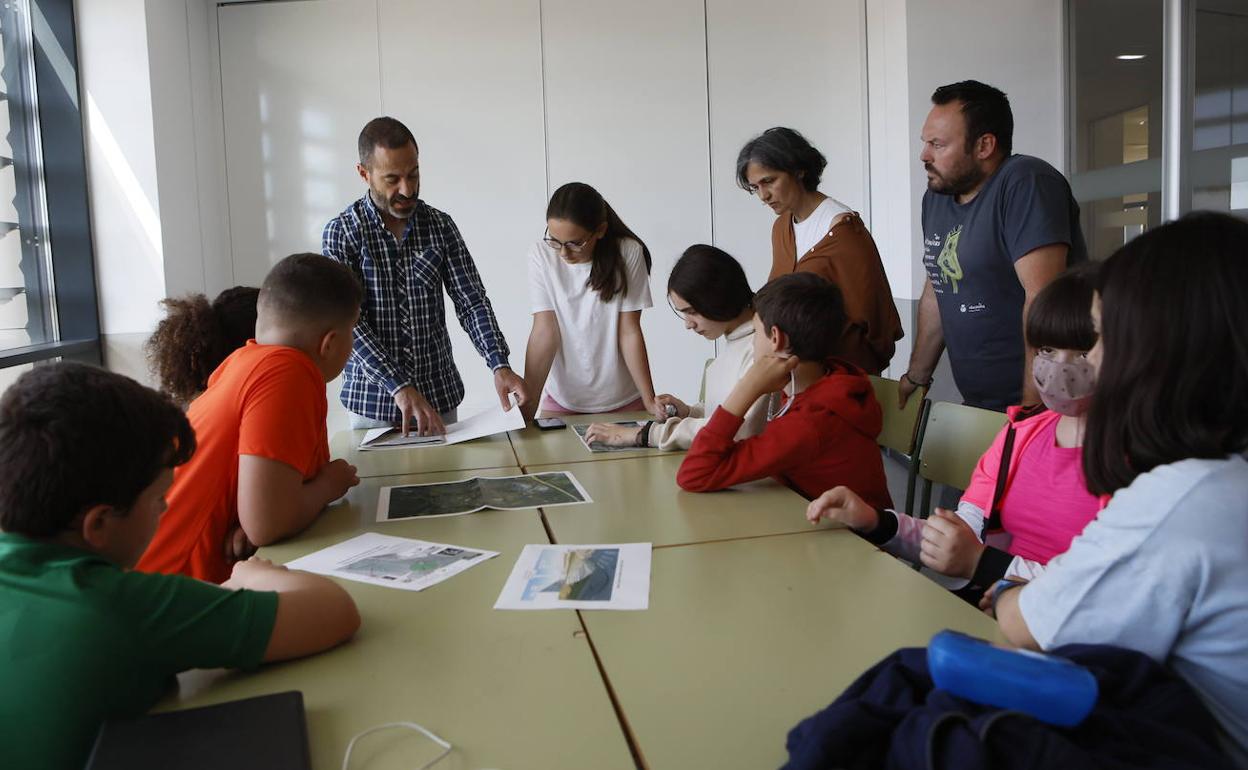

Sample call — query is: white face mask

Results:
[1032,353,1096,416]
[766,370,798,421]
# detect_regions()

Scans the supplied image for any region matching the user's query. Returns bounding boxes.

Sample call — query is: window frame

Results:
[0,0,99,372]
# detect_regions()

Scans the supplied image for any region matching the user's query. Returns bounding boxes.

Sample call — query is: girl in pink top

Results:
[806,266,1103,592]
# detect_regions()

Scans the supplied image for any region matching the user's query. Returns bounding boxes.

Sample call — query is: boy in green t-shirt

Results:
[0,363,361,770]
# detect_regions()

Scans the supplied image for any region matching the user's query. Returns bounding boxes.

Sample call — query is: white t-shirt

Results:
[1019,455,1248,765]
[528,237,653,412]
[792,197,851,259]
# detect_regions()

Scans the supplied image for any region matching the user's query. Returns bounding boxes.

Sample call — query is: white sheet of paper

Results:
[442,397,527,445]
[359,397,525,451]
[359,427,445,449]
[376,471,593,522]
[494,543,651,610]
[284,532,498,592]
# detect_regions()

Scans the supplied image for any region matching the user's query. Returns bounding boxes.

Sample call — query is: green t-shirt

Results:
[0,533,279,770]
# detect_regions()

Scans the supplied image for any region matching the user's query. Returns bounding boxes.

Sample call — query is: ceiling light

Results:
[1117,54,1146,61]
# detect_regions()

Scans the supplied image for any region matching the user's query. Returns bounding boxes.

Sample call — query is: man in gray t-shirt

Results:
[899,81,1086,411]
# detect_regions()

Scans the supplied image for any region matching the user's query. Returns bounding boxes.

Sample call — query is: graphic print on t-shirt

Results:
[936,225,964,294]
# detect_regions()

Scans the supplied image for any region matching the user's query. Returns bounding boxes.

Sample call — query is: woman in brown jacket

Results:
[737,127,903,374]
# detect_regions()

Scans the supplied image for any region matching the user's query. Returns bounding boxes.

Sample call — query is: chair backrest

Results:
[869,375,927,455]
[917,401,1008,491]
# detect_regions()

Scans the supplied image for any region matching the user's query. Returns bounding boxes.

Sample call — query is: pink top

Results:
[961,408,1102,564]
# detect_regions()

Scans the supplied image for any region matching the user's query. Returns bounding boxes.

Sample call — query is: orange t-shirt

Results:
[138,341,329,583]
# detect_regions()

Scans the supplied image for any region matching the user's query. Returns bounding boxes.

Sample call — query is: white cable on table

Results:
[341,721,453,770]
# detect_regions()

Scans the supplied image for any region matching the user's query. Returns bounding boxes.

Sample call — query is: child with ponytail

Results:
[145,286,260,405]
[522,182,657,418]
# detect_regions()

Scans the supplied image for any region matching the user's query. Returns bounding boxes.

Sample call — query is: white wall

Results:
[211,0,870,410]
[147,0,233,297]
[76,0,232,385]
[542,0,713,398]
[707,0,869,291]
[217,0,381,281]
[77,0,165,337]
[865,0,914,304]
[80,0,1066,406]
[145,0,203,299]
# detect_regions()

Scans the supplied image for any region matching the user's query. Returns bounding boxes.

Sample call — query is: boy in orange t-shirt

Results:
[139,253,363,583]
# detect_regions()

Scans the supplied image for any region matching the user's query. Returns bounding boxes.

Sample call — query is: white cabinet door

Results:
[706,0,868,291]
[542,0,714,401]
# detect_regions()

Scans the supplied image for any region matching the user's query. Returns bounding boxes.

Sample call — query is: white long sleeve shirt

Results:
[647,320,767,451]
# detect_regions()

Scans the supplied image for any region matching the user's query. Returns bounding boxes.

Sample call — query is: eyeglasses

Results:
[543,229,593,254]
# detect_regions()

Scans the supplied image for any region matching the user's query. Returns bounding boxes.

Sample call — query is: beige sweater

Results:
[647,321,769,450]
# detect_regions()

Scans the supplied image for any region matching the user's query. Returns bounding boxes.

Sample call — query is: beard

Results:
[925,160,985,197]
[369,188,418,219]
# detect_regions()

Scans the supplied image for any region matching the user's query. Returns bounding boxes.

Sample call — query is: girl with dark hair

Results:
[522,182,657,418]
[145,286,260,405]
[808,265,1103,592]
[990,213,1248,765]
[736,127,902,374]
[584,245,767,449]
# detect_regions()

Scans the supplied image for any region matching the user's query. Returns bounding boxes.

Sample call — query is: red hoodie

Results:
[677,362,892,508]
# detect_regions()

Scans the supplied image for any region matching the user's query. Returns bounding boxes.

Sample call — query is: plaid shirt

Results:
[322,195,511,420]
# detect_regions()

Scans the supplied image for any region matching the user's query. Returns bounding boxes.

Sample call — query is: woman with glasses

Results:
[521,182,657,421]
[584,244,767,449]
[737,127,902,375]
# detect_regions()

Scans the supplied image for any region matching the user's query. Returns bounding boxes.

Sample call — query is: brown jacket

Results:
[769,210,903,374]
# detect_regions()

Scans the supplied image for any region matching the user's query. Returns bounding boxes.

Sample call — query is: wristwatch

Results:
[901,372,934,388]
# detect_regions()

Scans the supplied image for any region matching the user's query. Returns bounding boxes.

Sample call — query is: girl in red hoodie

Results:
[677,272,892,510]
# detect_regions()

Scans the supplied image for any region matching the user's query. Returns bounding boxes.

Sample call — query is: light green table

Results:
[328,428,519,478]
[164,467,633,770]
[580,529,1004,769]
[509,411,674,468]
[534,454,828,548]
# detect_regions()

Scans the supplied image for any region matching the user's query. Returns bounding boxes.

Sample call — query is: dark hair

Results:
[145,286,259,405]
[358,116,417,166]
[735,127,827,193]
[1024,263,1098,352]
[546,182,651,303]
[0,363,195,537]
[931,80,1014,157]
[667,244,753,322]
[1083,212,1248,496]
[260,253,363,328]
[752,272,845,362]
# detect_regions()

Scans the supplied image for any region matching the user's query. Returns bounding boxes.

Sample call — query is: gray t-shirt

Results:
[1020,455,1248,766]
[921,155,1087,409]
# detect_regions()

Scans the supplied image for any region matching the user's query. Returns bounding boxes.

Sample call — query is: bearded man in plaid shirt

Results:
[323,117,528,436]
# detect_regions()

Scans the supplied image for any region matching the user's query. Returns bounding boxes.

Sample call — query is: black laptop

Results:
[84,691,311,770]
